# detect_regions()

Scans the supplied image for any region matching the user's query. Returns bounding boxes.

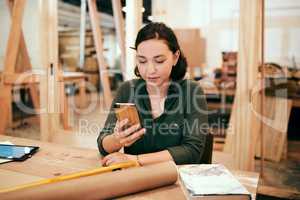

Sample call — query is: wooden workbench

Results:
[0,136,259,199]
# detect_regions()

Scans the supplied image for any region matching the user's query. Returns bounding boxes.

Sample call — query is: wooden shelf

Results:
[207,102,232,110]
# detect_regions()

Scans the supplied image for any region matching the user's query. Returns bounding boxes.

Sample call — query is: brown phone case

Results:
[114,103,141,128]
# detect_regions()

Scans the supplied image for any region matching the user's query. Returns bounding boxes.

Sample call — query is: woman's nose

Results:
[147,61,156,74]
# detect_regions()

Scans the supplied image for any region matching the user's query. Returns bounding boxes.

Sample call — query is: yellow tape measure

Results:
[0,161,139,193]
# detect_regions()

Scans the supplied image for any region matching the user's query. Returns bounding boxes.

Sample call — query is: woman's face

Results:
[136,39,179,87]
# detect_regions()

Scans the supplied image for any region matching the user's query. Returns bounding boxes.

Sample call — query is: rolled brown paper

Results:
[0,161,178,200]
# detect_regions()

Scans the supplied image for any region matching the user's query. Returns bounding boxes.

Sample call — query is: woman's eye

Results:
[138,60,147,64]
[155,60,165,64]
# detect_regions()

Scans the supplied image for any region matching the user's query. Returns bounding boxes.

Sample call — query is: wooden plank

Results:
[87,0,113,107]
[0,0,26,127]
[174,29,205,78]
[39,0,60,141]
[79,0,87,69]
[0,0,27,128]
[6,0,30,72]
[0,169,43,189]
[0,136,100,178]
[255,97,293,162]
[224,101,236,154]
[112,0,126,77]
[259,0,266,177]
[62,72,87,81]
[258,185,300,200]
[59,72,87,130]
[227,0,263,171]
[60,82,71,130]
[39,1,51,142]
[3,73,40,85]
[78,78,87,108]
[0,86,12,129]
[6,0,40,123]
[3,0,26,74]
[0,98,8,135]
[60,72,87,130]
[4,0,39,130]
[125,0,142,80]
[207,102,232,110]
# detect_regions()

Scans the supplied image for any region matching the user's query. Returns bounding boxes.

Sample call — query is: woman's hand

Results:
[112,119,146,147]
[101,152,138,166]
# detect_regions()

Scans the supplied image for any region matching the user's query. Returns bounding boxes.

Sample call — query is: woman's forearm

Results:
[102,135,123,153]
[137,150,174,166]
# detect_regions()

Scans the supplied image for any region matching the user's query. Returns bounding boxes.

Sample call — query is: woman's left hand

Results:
[101,152,137,166]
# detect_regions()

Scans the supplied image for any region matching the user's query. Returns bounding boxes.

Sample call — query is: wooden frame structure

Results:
[0,0,88,137]
[223,0,294,173]
[0,0,40,134]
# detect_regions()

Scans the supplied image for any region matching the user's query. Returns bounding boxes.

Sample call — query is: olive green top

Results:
[97,78,208,164]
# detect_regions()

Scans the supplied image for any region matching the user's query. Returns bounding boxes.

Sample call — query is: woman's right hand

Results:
[112,119,146,147]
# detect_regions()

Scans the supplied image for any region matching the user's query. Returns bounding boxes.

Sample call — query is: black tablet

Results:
[0,144,39,161]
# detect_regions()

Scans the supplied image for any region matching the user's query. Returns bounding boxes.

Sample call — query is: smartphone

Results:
[0,144,39,161]
[114,103,142,129]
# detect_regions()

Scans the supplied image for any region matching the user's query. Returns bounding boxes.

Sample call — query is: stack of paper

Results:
[179,164,251,199]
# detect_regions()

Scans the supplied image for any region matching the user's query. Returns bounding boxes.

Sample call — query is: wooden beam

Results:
[224,101,236,154]
[39,0,60,141]
[259,0,266,177]
[6,0,24,73]
[125,0,142,80]
[255,97,293,162]
[3,0,26,74]
[60,82,71,130]
[39,1,51,142]
[79,0,87,69]
[0,0,27,128]
[2,73,40,85]
[87,0,112,107]
[0,98,8,135]
[226,0,263,171]
[112,0,126,77]
[6,0,40,111]
[78,79,87,108]
[59,72,87,130]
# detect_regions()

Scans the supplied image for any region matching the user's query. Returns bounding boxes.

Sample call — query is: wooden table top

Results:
[0,136,259,199]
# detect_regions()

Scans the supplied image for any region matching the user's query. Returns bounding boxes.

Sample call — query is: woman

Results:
[98,22,208,166]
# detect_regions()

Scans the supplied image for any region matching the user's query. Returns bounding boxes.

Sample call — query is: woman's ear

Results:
[173,50,180,66]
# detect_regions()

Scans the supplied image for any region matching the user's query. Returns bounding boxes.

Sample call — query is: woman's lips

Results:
[147,77,160,81]
[147,76,159,79]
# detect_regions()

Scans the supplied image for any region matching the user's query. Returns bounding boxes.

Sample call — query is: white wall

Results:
[152,0,300,73]
[0,0,42,71]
